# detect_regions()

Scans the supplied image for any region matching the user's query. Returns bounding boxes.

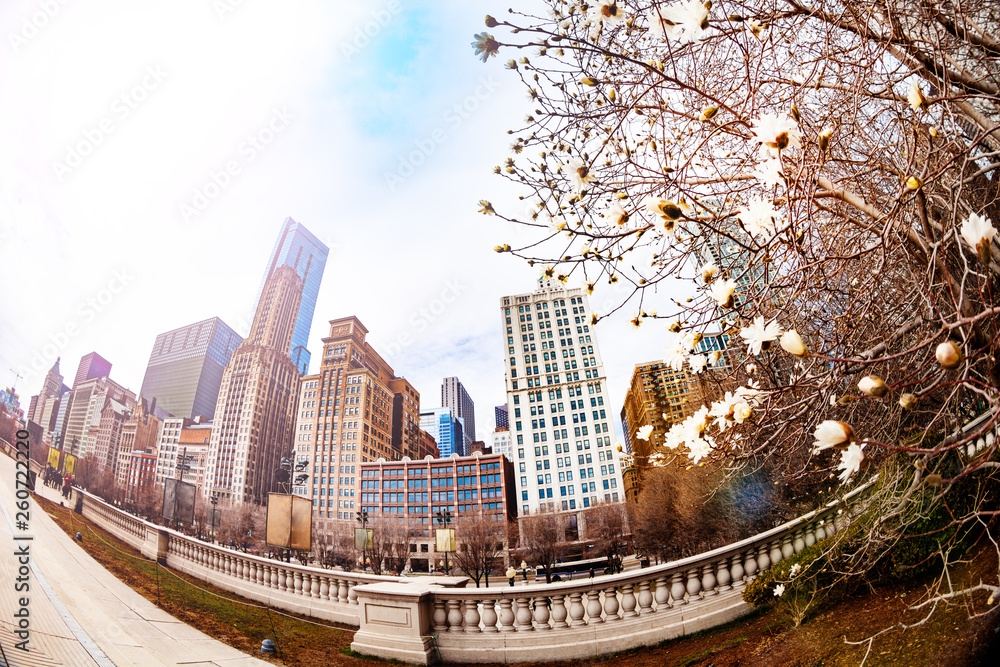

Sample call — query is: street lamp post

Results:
[356,510,369,571]
[210,494,218,543]
[435,509,453,575]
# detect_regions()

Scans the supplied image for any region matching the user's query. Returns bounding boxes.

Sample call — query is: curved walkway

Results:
[0,451,269,666]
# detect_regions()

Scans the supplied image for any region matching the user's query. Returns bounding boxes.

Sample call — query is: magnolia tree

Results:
[475,0,1000,619]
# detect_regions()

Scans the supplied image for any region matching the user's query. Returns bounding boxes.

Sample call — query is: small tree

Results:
[452,515,507,587]
[583,502,630,574]
[367,515,412,575]
[518,509,563,583]
[314,520,356,570]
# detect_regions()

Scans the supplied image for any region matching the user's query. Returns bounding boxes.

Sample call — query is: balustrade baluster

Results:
[550,594,569,628]
[653,576,670,610]
[815,520,827,542]
[716,558,732,592]
[781,534,794,559]
[310,575,320,599]
[603,586,620,621]
[433,599,448,633]
[447,599,464,632]
[756,544,771,572]
[464,599,481,633]
[498,598,515,632]
[804,524,817,547]
[670,572,687,605]
[481,599,499,632]
[769,539,782,566]
[533,597,551,630]
[621,583,638,617]
[293,572,303,596]
[793,529,805,553]
[743,549,758,578]
[567,592,586,627]
[514,597,534,631]
[319,576,330,600]
[637,580,654,614]
[339,579,350,603]
[348,582,358,605]
[586,590,603,624]
[685,568,702,601]
[701,564,718,596]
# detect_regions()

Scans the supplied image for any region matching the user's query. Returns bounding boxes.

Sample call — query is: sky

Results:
[0,0,674,440]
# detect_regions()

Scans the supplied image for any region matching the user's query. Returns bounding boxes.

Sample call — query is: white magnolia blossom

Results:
[689,354,708,374]
[565,158,594,190]
[589,1,627,26]
[813,420,853,453]
[745,362,757,374]
[837,442,866,482]
[665,424,684,449]
[960,212,997,250]
[790,563,801,577]
[709,350,723,366]
[907,81,927,110]
[773,583,786,597]
[710,278,738,308]
[636,424,654,440]
[664,344,687,371]
[647,1,709,44]
[753,157,785,187]
[687,436,714,464]
[604,202,630,226]
[701,262,719,283]
[740,316,783,355]
[738,197,779,237]
[751,112,803,152]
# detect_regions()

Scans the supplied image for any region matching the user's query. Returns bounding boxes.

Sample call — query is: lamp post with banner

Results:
[435,509,454,575]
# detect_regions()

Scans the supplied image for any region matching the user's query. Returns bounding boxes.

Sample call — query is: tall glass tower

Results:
[253,217,329,374]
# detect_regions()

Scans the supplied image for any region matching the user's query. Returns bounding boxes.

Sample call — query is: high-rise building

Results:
[389,378,422,459]
[620,360,707,469]
[490,429,512,462]
[205,265,304,505]
[441,377,476,455]
[73,352,112,389]
[27,358,69,446]
[417,429,440,460]
[139,317,242,420]
[252,217,329,374]
[290,316,399,520]
[500,277,624,517]
[419,407,463,458]
[63,376,135,460]
[115,398,162,487]
[495,404,509,430]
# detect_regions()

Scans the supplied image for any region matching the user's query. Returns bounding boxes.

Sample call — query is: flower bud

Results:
[906,176,923,190]
[899,393,917,410]
[818,127,832,152]
[935,341,962,369]
[925,473,943,487]
[779,329,808,356]
[858,375,889,398]
[702,264,719,283]
[700,105,719,121]
[485,15,499,28]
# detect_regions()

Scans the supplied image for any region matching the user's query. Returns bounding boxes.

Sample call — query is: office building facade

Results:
[139,317,242,420]
[419,407,463,459]
[500,277,624,517]
[291,316,402,520]
[73,352,112,389]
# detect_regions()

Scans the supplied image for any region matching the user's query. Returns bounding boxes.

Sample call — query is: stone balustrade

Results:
[74,489,400,625]
[352,482,870,664]
[70,480,871,664]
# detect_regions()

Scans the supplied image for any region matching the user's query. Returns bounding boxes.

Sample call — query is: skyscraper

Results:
[205,265,304,505]
[441,377,475,455]
[419,407,464,459]
[500,277,624,517]
[139,317,242,420]
[290,316,404,521]
[620,360,706,467]
[495,404,509,430]
[73,352,112,388]
[253,217,329,374]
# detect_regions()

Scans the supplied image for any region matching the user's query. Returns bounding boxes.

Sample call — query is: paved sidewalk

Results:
[0,452,271,666]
